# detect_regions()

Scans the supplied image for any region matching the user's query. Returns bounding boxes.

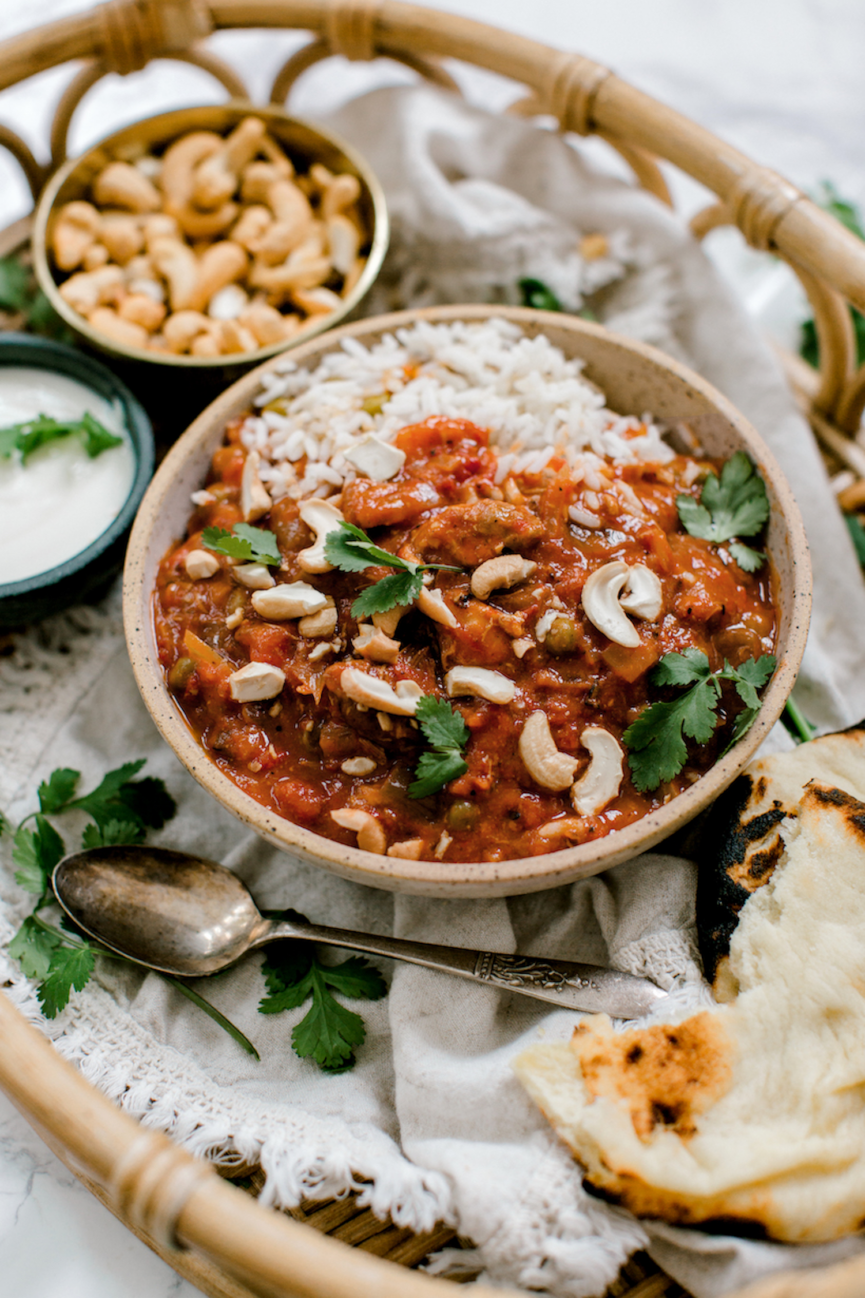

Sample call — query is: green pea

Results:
[446,800,479,832]
[167,657,196,691]
[545,616,577,655]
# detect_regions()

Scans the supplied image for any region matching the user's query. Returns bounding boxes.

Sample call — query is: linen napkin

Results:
[3,84,865,1298]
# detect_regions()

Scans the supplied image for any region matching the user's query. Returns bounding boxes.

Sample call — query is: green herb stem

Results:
[165,976,261,1060]
[783,696,816,745]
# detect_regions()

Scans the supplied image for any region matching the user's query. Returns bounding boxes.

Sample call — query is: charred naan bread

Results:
[514,781,865,1242]
[696,724,865,984]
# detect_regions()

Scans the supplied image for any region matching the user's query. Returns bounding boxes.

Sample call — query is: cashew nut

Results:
[291,286,342,316]
[340,667,419,716]
[185,549,220,580]
[92,161,161,213]
[251,581,327,619]
[372,606,409,638]
[330,808,387,854]
[228,661,285,702]
[118,293,166,332]
[297,498,344,573]
[162,309,211,353]
[321,172,361,220]
[353,623,400,663]
[342,434,405,482]
[87,307,149,351]
[445,666,516,704]
[387,838,424,860]
[149,236,199,312]
[518,712,579,791]
[241,448,272,522]
[215,319,259,355]
[232,203,272,250]
[571,728,624,816]
[234,563,275,590]
[471,554,537,601]
[192,116,266,210]
[59,264,124,314]
[100,214,144,265]
[619,565,663,621]
[298,601,337,638]
[208,283,249,321]
[326,213,360,275]
[417,586,457,629]
[341,756,377,776]
[581,561,641,648]
[189,240,247,312]
[160,131,223,208]
[51,201,102,270]
[240,302,295,346]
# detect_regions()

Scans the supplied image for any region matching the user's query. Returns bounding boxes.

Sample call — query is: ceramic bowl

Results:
[123,305,811,898]
[31,102,388,379]
[0,333,154,628]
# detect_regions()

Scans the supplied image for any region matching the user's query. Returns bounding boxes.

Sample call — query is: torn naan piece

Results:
[695,724,865,984]
[514,782,865,1242]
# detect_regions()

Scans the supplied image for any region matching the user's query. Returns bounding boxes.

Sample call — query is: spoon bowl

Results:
[52,846,668,1018]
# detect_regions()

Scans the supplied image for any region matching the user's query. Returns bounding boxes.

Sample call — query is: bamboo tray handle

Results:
[0,990,493,1298]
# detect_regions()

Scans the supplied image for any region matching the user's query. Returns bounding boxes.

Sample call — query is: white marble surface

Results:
[0,2,862,1295]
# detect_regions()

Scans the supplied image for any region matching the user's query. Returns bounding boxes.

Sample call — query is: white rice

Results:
[233,318,674,503]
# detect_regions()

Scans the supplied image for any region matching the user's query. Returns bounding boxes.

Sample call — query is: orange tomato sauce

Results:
[154,416,776,862]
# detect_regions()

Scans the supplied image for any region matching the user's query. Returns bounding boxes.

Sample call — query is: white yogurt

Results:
[0,366,135,584]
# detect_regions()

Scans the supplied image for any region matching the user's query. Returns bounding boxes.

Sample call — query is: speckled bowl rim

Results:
[0,333,154,599]
[31,101,389,371]
[124,305,811,898]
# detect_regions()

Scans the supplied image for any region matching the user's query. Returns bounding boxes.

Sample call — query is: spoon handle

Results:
[260,920,664,1019]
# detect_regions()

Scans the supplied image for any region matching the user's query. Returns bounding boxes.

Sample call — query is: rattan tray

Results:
[2,4,865,1297]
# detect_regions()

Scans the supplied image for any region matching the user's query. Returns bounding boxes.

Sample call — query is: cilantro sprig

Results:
[259,915,386,1072]
[202,523,281,566]
[1,762,258,1058]
[623,649,776,792]
[409,696,470,798]
[325,521,461,618]
[676,452,769,572]
[0,412,123,464]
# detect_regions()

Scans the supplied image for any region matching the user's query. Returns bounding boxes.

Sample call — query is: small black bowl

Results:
[0,334,154,628]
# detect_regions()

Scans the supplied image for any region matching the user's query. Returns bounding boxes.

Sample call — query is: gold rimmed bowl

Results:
[32,102,388,387]
[123,305,811,898]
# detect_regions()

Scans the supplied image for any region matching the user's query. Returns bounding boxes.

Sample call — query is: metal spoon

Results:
[51,847,667,1019]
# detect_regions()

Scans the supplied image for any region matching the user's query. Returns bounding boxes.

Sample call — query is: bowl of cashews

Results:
[32,103,388,371]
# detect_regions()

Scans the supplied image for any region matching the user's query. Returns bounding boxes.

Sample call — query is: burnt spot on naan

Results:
[581,1177,771,1238]
[695,775,792,981]
[807,782,865,839]
[574,1012,733,1142]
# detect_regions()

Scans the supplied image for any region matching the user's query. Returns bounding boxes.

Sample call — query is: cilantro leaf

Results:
[409,749,469,800]
[351,570,423,619]
[80,411,123,458]
[326,520,460,618]
[845,513,865,566]
[0,808,10,837]
[201,523,281,566]
[291,967,367,1071]
[0,413,122,463]
[729,541,767,572]
[676,452,769,566]
[409,696,470,799]
[38,767,80,815]
[651,647,711,689]
[81,818,144,849]
[37,945,96,1019]
[415,695,470,750]
[319,955,387,1001]
[325,520,402,573]
[13,816,65,895]
[518,277,563,312]
[0,254,32,311]
[115,776,177,830]
[9,916,62,980]
[721,654,776,710]
[623,651,776,792]
[258,932,385,1072]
